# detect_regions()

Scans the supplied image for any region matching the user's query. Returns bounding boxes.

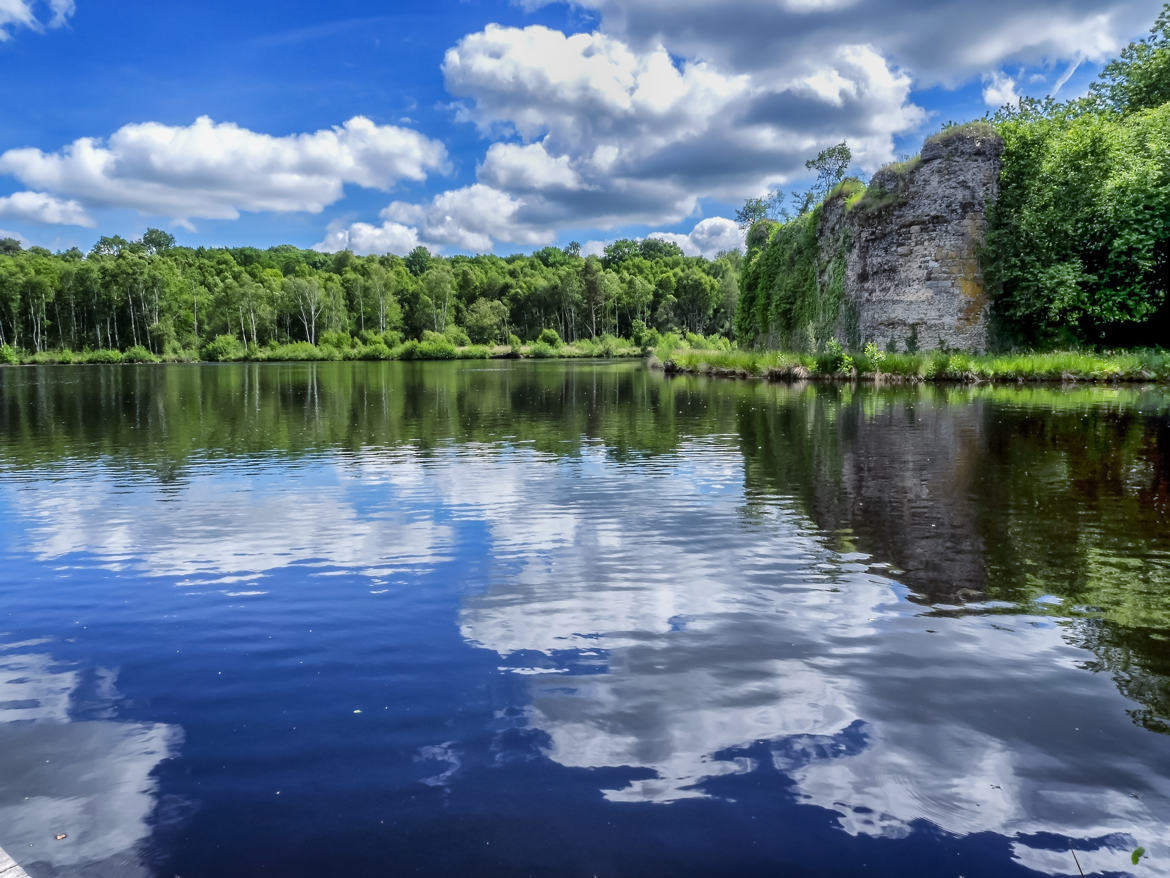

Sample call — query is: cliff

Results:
[739,125,1004,353]
[827,125,1004,353]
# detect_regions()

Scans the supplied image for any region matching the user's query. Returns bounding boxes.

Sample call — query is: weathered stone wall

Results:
[822,127,1004,353]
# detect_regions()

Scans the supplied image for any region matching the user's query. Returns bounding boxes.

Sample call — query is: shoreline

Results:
[651,350,1170,386]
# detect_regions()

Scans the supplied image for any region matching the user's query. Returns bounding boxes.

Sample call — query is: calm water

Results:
[1,361,1169,878]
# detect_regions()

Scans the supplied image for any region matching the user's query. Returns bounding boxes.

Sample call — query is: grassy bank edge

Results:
[651,346,1170,384]
[0,339,645,366]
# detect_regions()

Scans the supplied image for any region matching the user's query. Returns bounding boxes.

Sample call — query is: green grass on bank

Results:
[656,343,1170,383]
[0,334,645,366]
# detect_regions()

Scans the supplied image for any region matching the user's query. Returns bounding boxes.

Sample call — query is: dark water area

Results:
[0,361,1168,878]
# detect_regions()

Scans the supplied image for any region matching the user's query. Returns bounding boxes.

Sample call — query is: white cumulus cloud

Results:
[982,71,1021,108]
[649,217,744,259]
[352,24,922,254]
[0,190,94,227]
[312,218,422,256]
[0,115,448,226]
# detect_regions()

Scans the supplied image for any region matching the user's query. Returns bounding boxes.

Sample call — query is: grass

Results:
[0,336,646,366]
[654,344,1170,384]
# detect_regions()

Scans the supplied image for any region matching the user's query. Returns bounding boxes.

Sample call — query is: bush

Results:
[263,342,325,361]
[861,341,887,372]
[457,344,492,359]
[816,338,848,374]
[537,328,564,348]
[123,345,158,363]
[201,334,244,362]
[354,342,393,361]
[317,330,355,351]
[508,333,522,354]
[986,98,1170,347]
[443,324,471,347]
[0,344,18,365]
[394,339,457,360]
[80,348,124,364]
[527,341,559,358]
[30,349,75,365]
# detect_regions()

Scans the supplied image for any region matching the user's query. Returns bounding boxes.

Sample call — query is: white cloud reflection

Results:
[0,646,181,876]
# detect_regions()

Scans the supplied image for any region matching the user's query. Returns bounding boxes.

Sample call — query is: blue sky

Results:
[0,0,1162,257]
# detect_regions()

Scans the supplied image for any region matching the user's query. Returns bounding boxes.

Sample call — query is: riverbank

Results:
[652,346,1170,384]
[0,337,644,365]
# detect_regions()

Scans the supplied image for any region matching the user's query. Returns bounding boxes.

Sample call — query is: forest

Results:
[0,231,739,364]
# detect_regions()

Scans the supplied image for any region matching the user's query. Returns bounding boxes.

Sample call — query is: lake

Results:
[0,360,1168,877]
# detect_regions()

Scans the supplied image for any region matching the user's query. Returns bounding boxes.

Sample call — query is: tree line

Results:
[0,232,740,358]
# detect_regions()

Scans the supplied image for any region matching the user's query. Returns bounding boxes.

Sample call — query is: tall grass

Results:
[657,345,1170,383]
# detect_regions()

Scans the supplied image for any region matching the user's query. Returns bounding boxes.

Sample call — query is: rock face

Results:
[823,127,1004,353]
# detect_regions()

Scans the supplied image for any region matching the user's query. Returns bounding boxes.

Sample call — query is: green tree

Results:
[806,141,852,201]
[1090,4,1170,114]
[464,297,509,344]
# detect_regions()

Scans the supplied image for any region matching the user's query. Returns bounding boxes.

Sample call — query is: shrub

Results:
[537,328,564,348]
[265,342,325,361]
[862,341,886,372]
[317,330,355,351]
[816,338,847,374]
[80,348,123,364]
[354,342,393,360]
[508,333,522,354]
[0,344,18,365]
[457,344,492,359]
[201,334,244,362]
[395,339,457,360]
[527,341,558,358]
[30,349,75,365]
[443,324,471,347]
[123,345,158,363]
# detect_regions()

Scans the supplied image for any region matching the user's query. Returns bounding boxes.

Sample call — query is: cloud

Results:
[318,0,1154,254]
[354,24,921,253]
[0,0,73,40]
[531,0,1155,86]
[313,218,421,256]
[981,71,1021,108]
[443,24,752,150]
[0,116,448,226]
[0,190,94,227]
[478,141,583,192]
[648,217,744,258]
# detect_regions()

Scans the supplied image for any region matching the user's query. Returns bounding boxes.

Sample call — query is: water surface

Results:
[0,361,1168,877]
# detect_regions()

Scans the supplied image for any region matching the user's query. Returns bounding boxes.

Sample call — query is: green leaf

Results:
[1132,846,1146,865]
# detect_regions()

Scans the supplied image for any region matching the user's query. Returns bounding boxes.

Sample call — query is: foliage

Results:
[984,5,1170,348]
[736,207,831,349]
[735,188,786,229]
[664,342,1170,383]
[396,339,458,360]
[0,343,16,365]
[78,348,123,364]
[537,328,564,348]
[0,225,732,363]
[201,334,245,362]
[1089,5,1170,114]
[806,141,852,202]
[123,345,158,363]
